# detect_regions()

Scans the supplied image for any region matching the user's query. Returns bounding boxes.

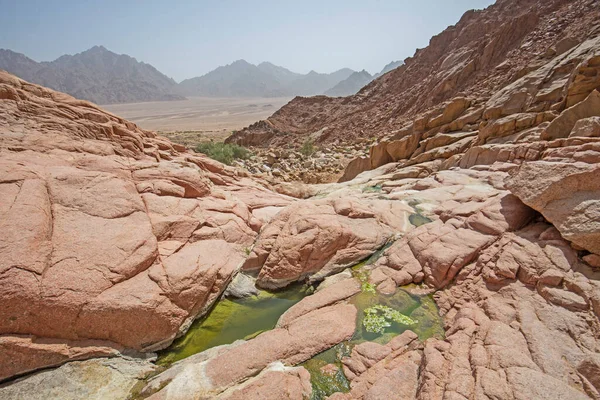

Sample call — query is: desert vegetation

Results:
[195,141,252,165]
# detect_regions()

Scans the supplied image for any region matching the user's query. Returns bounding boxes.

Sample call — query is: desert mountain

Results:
[256,61,303,85]
[228,0,600,155]
[0,46,184,104]
[177,60,355,97]
[373,59,404,78]
[325,69,373,97]
[325,61,406,97]
[325,70,374,97]
[325,61,404,97]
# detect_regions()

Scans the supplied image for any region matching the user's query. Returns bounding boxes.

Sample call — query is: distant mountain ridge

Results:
[0,45,402,102]
[325,70,374,97]
[324,61,405,97]
[177,60,355,98]
[0,46,184,104]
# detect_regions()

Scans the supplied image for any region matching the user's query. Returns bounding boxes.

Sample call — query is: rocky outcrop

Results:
[542,90,600,140]
[330,168,598,400]
[507,159,600,255]
[243,196,415,288]
[338,30,600,182]
[329,331,422,400]
[0,70,293,380]
[1,0,600,398]
[372,189,534,288]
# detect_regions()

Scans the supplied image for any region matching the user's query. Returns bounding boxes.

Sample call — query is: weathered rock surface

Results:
[372,173,535,288]
[216,362,312,400]
[507,159,600,255]
[542,90,600,140]
[0,357,156,400]
[0,70,292,380]
[318,166,599,400]
[244,196,415,289]
[330,331,422,400]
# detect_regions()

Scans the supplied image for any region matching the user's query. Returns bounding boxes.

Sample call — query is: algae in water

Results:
[158,285,308,365]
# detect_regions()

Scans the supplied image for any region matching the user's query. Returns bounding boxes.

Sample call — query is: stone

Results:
[339,157,371,182]
[507,160,600,255]
[223,273,259,298]
[216,363,312,400]
[569,116,600,138]
[338,331,421,399]
[0,357,156,400]
[244,197,413,289]
[0,70,292,379]
[426,97,471,129]
[578,354,600,393]
[277,278,361,327]
[542,90,600,140]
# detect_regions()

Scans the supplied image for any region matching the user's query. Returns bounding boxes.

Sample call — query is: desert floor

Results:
[103,96,292,134]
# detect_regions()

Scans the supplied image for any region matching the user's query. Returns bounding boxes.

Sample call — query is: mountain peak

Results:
[230,59,252,66]
[89,45,108,52]
[0,46,184,104]
[81,45,111,56]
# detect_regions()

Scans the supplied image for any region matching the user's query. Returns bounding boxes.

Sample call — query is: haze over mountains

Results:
[178,60,355,98]
[0,46,185,104]
[0,46,404,104]
[324,61,404,97]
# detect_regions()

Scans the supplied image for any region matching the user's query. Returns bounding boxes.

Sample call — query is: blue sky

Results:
[1,0,494,81]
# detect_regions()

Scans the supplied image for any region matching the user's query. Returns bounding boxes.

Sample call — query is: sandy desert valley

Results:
[104,96,292,133]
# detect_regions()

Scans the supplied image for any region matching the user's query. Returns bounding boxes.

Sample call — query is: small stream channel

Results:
[158,284,310,365]
[158,260,443,399]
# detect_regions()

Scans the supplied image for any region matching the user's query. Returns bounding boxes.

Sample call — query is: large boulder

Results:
[507,160,600,255]
[0,358,156,400]
[243,196,415,289]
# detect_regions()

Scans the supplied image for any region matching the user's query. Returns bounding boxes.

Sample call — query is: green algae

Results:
[362,304,416,334]
[157,284,308,365]
[350,284,422,343]
[409,212,432,227]
[302,343,352,400]
[362,184,383,193]
[303,275,445,398]
[302,356,351,400]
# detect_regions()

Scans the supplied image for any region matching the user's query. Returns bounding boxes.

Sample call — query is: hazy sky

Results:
[1,0,494,82]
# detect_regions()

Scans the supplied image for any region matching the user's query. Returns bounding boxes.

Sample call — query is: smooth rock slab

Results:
[0,357,156,400]
[216,362,312,400]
